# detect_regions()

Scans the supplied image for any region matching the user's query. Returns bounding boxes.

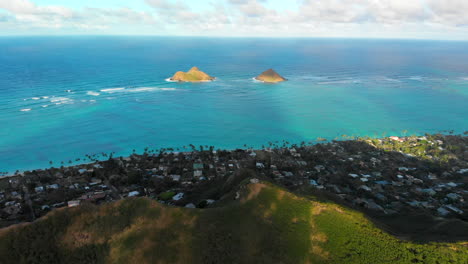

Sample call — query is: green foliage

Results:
[158,191,175,201]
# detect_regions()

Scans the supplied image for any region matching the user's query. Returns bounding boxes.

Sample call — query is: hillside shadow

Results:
[287,135,468,243]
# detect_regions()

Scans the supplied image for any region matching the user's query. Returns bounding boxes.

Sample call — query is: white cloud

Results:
[0,0,468,39]
[0,0,155,31]
[427,0,468,26]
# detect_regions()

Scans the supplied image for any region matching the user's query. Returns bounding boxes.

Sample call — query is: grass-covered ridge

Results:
[0,182,466,264]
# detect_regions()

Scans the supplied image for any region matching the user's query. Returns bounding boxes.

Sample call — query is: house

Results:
[89,178,102,186]
[366,200,384,212]
[35,186,44,193]
[185,203,196,208]
[193,163,204,170]
[194,170,203,178]
[67,200,80,207]
[437,207,450,216]
[3,202,21,215]
[170,175,181,182]
[297,160,307,166]
[420,188,436,196]
[390,136,404,142]
[46,184,59,190]
[446,182,457,188]
[128,191,140,197]
[256,162,265,169]
[446,193,461,201]
[314,165,325,172]
[445,205,463,215]
[173,193,184,201]
[359,185,371,192]
[250,178,260,184]
[375,180,390,185]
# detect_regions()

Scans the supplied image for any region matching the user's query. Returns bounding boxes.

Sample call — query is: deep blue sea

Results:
[0,37,467,174]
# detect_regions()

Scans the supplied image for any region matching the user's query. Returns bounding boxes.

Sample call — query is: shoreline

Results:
[0,132,466,239]
[2,131,466,178]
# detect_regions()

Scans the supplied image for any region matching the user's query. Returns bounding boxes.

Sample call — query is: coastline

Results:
[0,132,466,240]
[2,131,465,178]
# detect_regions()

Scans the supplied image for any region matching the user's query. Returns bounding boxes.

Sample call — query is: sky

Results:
[0,0,468,40]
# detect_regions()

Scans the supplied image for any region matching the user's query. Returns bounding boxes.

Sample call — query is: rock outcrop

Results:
[255,69,286,83]
[170,67,215,82]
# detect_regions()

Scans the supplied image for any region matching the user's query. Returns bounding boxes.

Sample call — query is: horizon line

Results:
[0,35,468,42]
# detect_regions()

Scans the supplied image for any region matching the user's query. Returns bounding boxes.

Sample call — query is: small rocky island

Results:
[169,67,215,82]
[255,69,287,83]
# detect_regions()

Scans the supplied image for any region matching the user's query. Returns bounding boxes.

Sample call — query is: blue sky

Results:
[1,0,468,40]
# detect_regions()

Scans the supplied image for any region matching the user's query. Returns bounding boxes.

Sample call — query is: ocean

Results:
[0,37,467,174]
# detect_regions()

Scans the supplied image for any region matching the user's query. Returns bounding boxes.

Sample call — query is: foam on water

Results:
[20,108,31,112]
[159,88,177,91]
[128,87,178,92]
[87,91,100,96]
[318,79,360,85]
[100,88,126,93]
[127,87,158,92]
[408,76,424,81]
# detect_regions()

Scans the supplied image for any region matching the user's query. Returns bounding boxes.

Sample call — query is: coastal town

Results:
[1,133,467,228]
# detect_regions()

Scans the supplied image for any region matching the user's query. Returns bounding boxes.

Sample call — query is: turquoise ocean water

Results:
[0,37,467,174]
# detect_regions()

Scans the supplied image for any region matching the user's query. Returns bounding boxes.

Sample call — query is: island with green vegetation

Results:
[0,133,467,263]
[255,69,287,83]
[169,67,215,82]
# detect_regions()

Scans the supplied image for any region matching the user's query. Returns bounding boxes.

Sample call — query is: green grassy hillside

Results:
[0,182,466,264]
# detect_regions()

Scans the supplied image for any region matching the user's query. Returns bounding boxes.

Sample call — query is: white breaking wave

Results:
[318,79,361,85]
[127,87,178,92]
[252,77,264,83]
[100,88,125,93]
[99,87,178,94]
[32,97,40,100]
[50,97,73,104]
[127,87,158,92]
[87,91,100,96]
[377,77,401,83]
[159,88,177,91]
[42,105,49,108]
[20,108,31,112]
[408,76,424,81]
[42,96,49,99]
[165,78,177,82]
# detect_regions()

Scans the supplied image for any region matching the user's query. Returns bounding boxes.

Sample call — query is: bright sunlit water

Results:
[1,37,467,173]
